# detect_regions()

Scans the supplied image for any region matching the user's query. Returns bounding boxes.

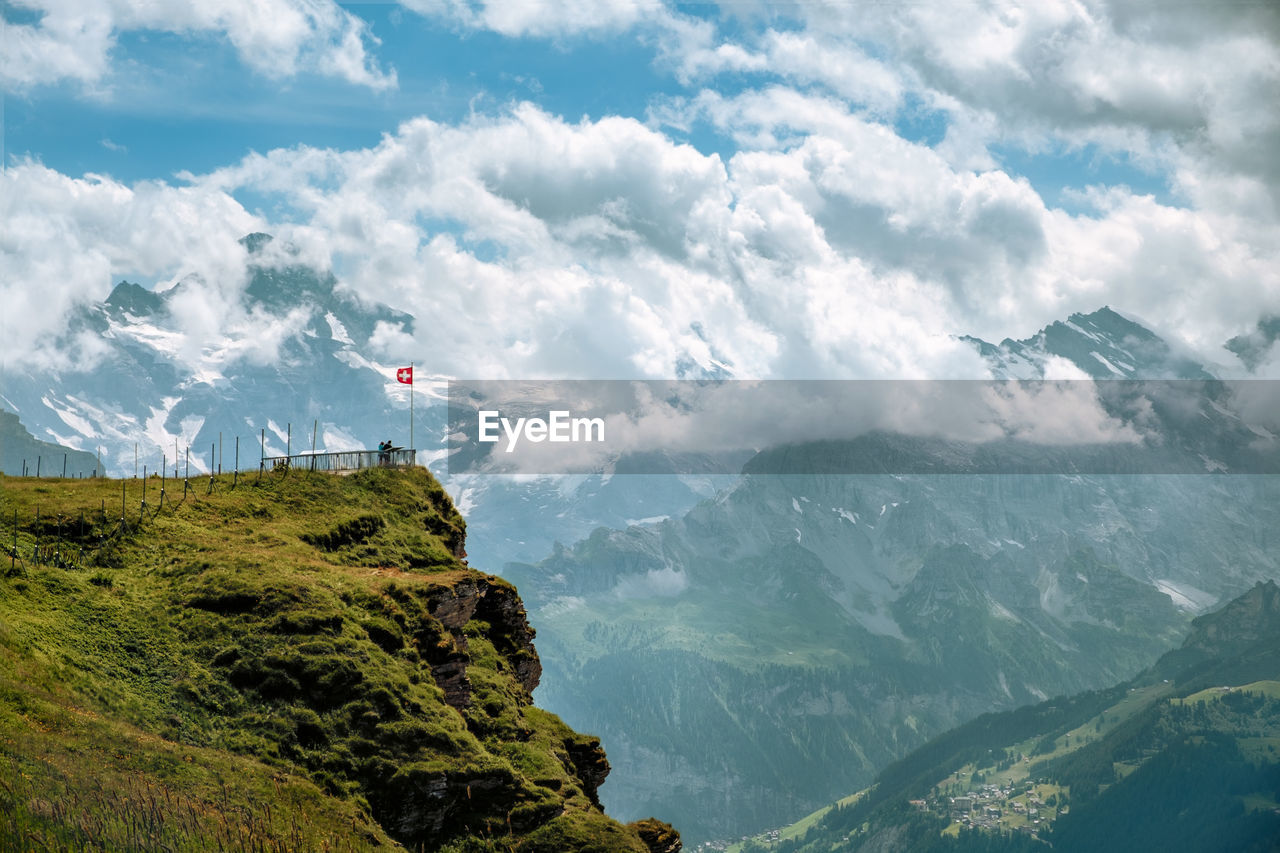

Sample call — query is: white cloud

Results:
[0,161,261,370]
[402,0,665,38]
[5,80,1278,384]
[1,0,395,91]
[666,2,1280,215]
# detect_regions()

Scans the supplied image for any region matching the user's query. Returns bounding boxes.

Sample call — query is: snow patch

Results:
[41,395,95,437]
[321,424,364,452]
[626,515,669,526]
[325,311,354,345]
[451,486,477,517]
[1155,579,1216,613]
[792,497,803,514]
[1065,320,1102,342]
[1199,454,1227,472]
[110,320,184,355]
[267,419,290,445]
[997,670,1013,699]
[989,599,1019,622]
[1090,351,1125,376]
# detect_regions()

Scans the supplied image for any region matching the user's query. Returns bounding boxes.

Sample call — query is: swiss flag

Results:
[396,366,413,385]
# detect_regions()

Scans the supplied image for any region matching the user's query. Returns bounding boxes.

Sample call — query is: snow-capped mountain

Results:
[2,234,428,477]
[961,306,1215,379]
[0,233,724,569]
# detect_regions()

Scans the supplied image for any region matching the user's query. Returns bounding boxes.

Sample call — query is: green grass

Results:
[1175,681,1280,705]
[0,469,662,852]
[724,789,866,853]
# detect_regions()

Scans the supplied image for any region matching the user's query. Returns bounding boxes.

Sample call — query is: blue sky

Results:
[4,2,1170,207]
[6,4,687,179]
[2,0,1278,381]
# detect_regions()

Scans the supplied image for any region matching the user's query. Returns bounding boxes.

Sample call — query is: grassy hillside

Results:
[0,468,677,852]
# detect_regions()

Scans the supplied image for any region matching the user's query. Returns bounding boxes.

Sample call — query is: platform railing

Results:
[261,448,417,474]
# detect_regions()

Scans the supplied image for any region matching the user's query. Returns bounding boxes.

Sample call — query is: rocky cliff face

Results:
[1182,580,1280,654]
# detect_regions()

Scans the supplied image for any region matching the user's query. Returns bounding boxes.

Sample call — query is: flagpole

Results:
[410,361,414,455]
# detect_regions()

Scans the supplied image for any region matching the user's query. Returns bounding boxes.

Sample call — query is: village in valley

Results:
[922,777,1067,838]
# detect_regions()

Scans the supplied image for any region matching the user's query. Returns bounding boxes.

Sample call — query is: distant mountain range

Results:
[501,310,1280,841]
[1,233,417,478]
[745,580,1280,852]
[961,306,1214,380]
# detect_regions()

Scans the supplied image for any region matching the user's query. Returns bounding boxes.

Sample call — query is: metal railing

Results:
[262,448,417,473]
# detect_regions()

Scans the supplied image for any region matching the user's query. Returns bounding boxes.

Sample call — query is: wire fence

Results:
[10,420,417,481]
[3,439,417,577]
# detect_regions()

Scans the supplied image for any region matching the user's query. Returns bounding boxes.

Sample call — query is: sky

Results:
[3,0,1280,381]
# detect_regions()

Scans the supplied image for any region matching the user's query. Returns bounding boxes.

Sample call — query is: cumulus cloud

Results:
[1,0,395,91]
[8,81,1276,385]
[402,0,666,38]
[0,161,261,370]
[673,2,1280,213]
[191,102,999,379]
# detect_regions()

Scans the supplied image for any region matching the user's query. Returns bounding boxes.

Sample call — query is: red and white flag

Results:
[396,366,413,385]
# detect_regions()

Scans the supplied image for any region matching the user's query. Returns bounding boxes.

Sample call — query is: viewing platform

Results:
[262,448,417,474]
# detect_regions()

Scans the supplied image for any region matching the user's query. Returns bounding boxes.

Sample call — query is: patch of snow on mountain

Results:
[145,398,182,455]
[989,600,1019,622]
[451,486,477,517]
[1155,579,1216,612]
[325,311,354,345]
[112,320,184,355]
[1065,320,1101,342]
[1208,399,1241,420]
[267,419,289,444]
[1199,454,1227,472]
[42,395,95,437]
[792,498,803,514]
[321,423,364,452]
[626,515,670,526]
[1090,351,1125,376]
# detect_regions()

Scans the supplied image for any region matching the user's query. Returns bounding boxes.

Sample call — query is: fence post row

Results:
[6,428,422,572]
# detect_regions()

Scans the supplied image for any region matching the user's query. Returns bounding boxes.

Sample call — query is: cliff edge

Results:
[0,466,678,852]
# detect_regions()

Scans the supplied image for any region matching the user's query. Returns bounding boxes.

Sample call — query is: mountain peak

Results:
[239,232,274,254]
[104,280,164,319]
[964,305,1213,379]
